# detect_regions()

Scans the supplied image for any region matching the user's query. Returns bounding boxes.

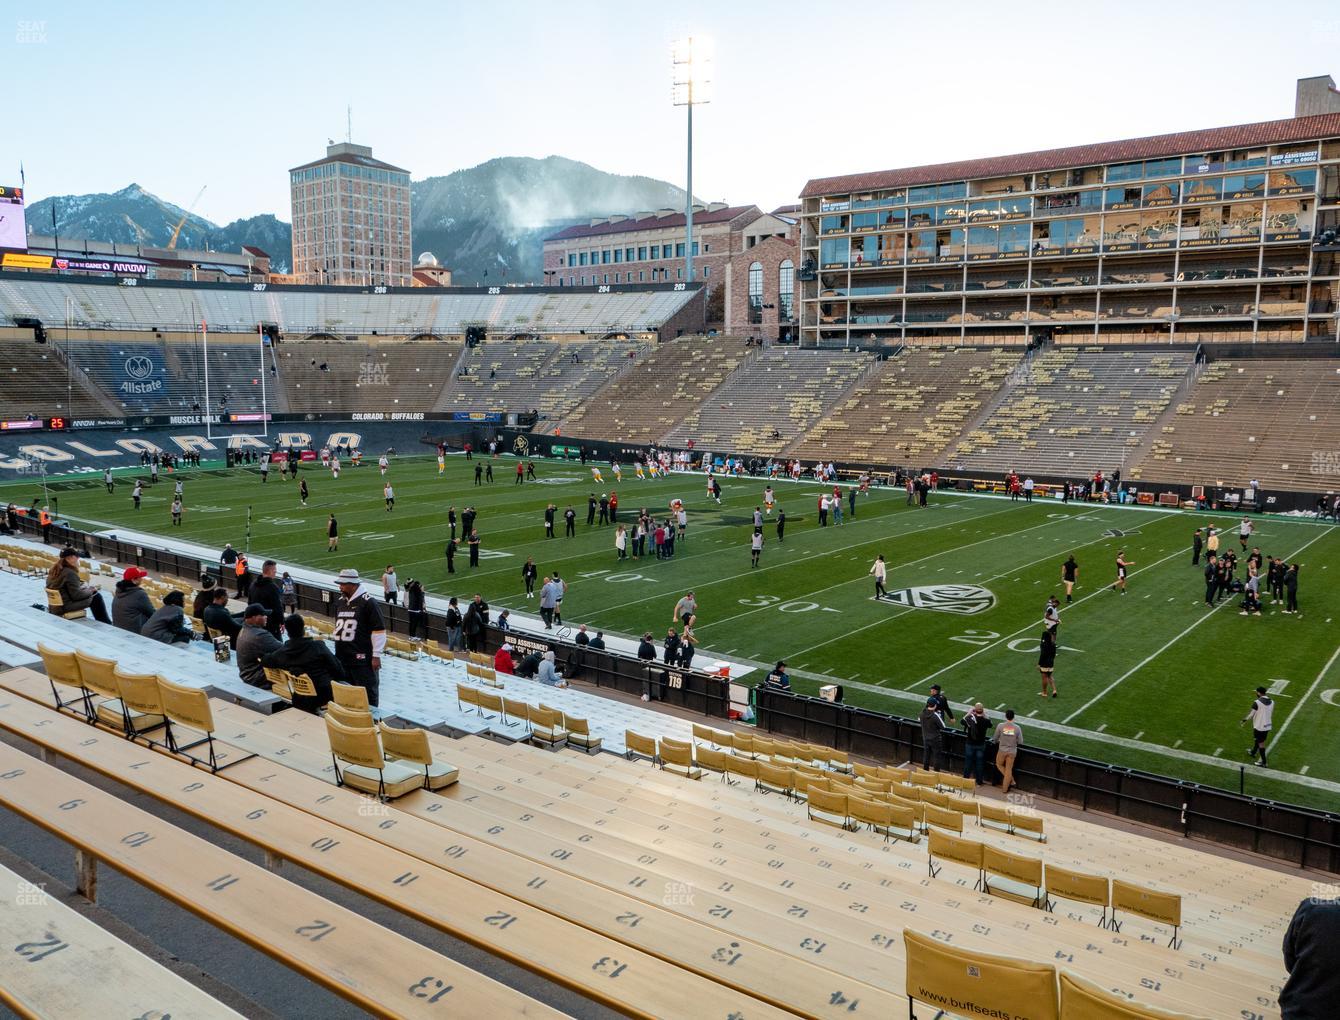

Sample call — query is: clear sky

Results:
[5,1,1340,224]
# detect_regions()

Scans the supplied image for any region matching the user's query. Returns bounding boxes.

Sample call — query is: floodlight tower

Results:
[672,36,713,285]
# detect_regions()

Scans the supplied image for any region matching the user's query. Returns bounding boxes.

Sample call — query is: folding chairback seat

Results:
[529,707,568,750]
[503,697,532,732]
[74,651,133,731]
[477,690,504,720]
[755,761,796,798]
[624,730,657,763]
[563,714,602,754]
[695,744,727,776]
[156,676,239,772]
[982,844,1045,908]
[37,643,93,722]
[112,667,167,742]
[807,788,851,829]
[657,738,701,779]
[330,681,370,712]
[262,666,294,702]
[377,724,458,789]
[324,716,422,801]
[722,754,758,784]
[325,702,374,728]
[45,588,86,620]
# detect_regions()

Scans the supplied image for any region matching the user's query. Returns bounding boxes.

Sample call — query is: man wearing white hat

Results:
[331,568,386,706]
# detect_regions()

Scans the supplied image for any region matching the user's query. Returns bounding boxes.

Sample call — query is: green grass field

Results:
[7,454,1339,809]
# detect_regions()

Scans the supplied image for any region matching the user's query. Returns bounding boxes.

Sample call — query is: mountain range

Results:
[25,156,699,283]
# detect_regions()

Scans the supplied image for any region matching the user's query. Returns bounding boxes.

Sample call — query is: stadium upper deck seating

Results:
[560,335,753,443]
[786,347,1020,465]
[948,348,1194,476]
[0,276,697,337]
[0,339,123,417]
[434,337,650,421]
[54,337,281,414]
[276,337,462,413]
[660,349,875,456]
[1129,358,1340,490]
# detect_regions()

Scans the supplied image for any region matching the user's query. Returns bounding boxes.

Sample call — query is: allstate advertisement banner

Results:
[119,352,166,397]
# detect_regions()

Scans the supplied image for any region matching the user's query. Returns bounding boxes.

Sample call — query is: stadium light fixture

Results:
[672,35,713,286]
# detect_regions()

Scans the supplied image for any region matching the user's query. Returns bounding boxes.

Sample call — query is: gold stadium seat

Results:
[378,723,458,790]
[36,643,93,722]
[1110,879,1182,949]
[903,929,1058,1020]
[324,716,421,801]
[111,666,167,743]
[324,702,374,728]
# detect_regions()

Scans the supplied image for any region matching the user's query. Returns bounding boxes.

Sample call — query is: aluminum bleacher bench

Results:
[0,730,559,1018]
[0,860,245,1019]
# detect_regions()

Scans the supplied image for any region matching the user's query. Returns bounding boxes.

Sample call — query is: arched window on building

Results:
[778,259,795,323]
[748,261,764,324]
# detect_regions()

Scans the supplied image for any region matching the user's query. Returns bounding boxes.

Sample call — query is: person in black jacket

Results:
[141,591,194,645]
[444,596,463,651]
[248,559,285,637]
[928,683,955,723]
[1204,554,1220,606]
[202,588,243,648]
[444,536,457,574]
[543,504,556,539]
[111,566,155,634]
[521,558,538,599]
[919,697,949,771]
[960,703,991,785]
[462,595,485,652]
[404,579,427,640]
[1280,896,1340,1019]
[262,615,342,713]
[663,627,681,664]
[634,631,657,702]
[1283,563,1301,615]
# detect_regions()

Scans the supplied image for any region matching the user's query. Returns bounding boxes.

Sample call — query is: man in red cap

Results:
[111,566,154,634]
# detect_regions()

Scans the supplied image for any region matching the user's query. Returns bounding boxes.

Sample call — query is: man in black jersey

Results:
[331,568,386,707]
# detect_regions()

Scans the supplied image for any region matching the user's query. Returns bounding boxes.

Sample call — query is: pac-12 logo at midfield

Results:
[883,584,996,615]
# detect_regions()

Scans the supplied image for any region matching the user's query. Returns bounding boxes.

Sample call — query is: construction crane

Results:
[167,185,207,250]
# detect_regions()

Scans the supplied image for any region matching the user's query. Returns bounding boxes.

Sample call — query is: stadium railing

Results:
[16,512,1337,874]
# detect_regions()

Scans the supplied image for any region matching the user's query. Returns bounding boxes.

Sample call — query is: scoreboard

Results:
[0,185,27,252]
[0,417,67,432]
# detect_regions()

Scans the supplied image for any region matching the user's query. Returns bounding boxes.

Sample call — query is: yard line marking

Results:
[1133,731,1144,740]
[1061,526,1335,724]
[1213,747,1223,757]
[1173,739,1182,748]
[995,703,1005,710]
[1028,710,1039,717]
[700,507,1103,635]
[1096,723,1107,732]
[1301,766,1311,775]
[909,532,1186,691]
[1269,641,1340,748]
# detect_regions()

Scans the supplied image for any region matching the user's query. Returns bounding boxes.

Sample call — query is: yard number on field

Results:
[738,595,842,615]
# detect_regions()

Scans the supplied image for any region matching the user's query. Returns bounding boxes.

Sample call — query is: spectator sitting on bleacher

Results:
[45,548,110,623]
[236,603,282,689]
[191,573,217,620]
[262,615,339,713]
[111,566,154,634]
[494,642,515,675]
[588,630,606,650]
[538,650,568,688]
[141,590,194,645]
[515,649,542,679]
[202,588,243,648]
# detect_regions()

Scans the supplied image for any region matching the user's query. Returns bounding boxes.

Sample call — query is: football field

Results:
[7,453,1339,810]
